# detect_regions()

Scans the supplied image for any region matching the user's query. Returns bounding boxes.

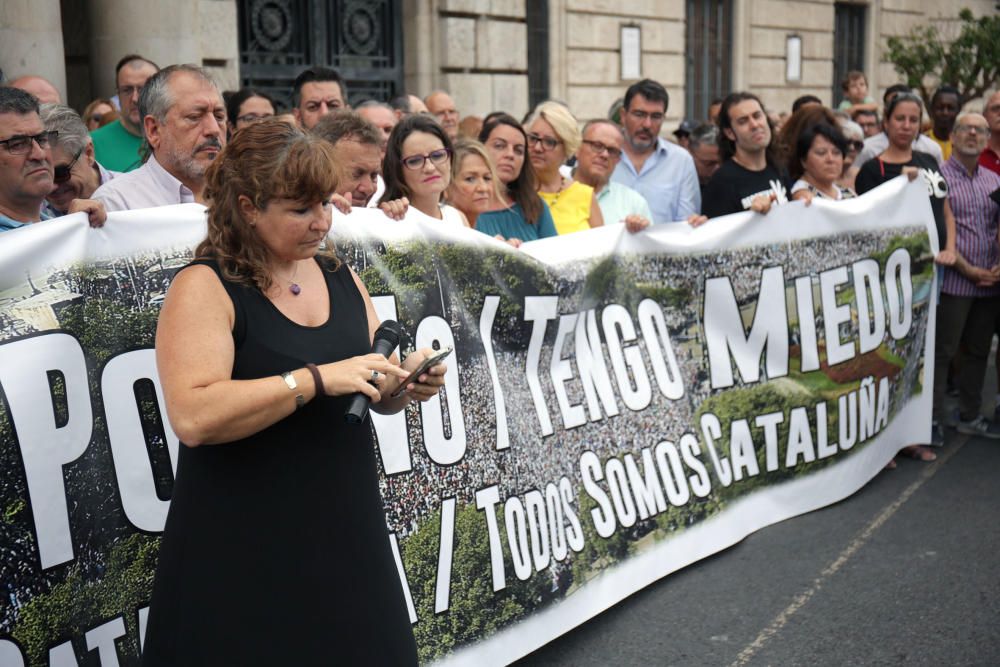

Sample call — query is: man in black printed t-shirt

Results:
[701,92,790,219]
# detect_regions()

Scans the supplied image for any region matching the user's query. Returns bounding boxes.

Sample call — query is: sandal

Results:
[900,445,937,462]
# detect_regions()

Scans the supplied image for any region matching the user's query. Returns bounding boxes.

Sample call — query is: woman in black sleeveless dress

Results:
[142,120,446,666]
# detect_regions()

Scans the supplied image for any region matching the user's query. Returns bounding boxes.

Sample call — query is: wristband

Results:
[305,363,326,398]
[281,371,306,410]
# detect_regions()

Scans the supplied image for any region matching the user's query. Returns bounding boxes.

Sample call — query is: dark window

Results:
[526,1,550,110]
[685,0,733,122]
[833,3,867,106]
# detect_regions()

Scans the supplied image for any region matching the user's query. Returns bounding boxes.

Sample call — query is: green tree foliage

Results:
[885,8,1000,107]
[570,487,630,586]
[12,534,158,665]
[872,233,933,279]
[695,382,833,500]
[403,503,549,663]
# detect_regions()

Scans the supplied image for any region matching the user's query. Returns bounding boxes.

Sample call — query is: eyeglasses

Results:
[0,131,58,155]
[236,113,272,125]
[581,139,622,158]
[527,133,560,151]
[628,109,665,123]
[402,147,451,170]
[118,85,143,98]
[954,125,987,135]
[53,149,83,185]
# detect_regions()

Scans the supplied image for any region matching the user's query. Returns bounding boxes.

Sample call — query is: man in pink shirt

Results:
[93,64,226,211]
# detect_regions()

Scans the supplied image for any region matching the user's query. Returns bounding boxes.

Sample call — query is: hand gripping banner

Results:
[0,178,935,666]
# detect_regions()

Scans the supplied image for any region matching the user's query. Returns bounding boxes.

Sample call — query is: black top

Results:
[142,258,417,666]
[702,159,790,218]
[855,150,947,247]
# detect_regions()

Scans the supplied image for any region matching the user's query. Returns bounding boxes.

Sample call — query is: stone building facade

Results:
[1,0,994,126]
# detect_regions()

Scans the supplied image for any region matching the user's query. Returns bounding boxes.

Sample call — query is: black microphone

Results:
[345,319,403,424]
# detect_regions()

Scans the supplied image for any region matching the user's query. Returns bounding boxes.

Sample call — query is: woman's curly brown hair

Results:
[197,118,340,291]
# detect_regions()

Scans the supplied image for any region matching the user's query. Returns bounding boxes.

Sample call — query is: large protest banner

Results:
[0,178,935,666]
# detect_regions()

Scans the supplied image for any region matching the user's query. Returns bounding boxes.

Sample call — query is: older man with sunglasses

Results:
[0,87,104,232]
[40,104,119,217]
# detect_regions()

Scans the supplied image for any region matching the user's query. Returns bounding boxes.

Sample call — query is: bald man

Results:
[8,75,60,104]
[425,90,459,139]
[357,101,397,143]
[390,93,429,120]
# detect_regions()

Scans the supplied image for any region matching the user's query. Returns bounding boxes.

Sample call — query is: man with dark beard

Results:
[93,65,226,211]
[610,78,699,223]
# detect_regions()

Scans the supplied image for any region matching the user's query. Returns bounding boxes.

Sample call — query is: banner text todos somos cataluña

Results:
[0,178,935,666]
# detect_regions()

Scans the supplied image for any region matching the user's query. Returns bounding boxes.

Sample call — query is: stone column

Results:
[403,0,437,96]
[87,0,202,98]
[0,0,67,100]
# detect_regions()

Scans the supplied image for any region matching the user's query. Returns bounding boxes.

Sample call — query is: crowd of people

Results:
[1,55,999,465]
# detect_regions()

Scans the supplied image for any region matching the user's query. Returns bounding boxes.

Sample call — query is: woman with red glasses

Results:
[40,103,119,216]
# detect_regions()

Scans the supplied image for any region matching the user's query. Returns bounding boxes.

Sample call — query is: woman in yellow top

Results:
[525,101,603,234]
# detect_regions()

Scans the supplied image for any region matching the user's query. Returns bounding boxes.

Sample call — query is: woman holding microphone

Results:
[143,119,444,666]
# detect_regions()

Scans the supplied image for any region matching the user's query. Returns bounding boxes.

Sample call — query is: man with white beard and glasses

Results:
[93,65,226,211]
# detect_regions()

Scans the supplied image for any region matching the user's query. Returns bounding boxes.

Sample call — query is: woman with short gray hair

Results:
[39,104,118,216]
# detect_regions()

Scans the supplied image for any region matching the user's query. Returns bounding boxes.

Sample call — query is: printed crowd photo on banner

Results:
[0,177,936,666]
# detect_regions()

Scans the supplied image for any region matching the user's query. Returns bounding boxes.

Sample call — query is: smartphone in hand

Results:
[390,346,453,398]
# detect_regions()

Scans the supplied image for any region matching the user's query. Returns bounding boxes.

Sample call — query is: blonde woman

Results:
[446,140,503,229]
[524,101,603,234]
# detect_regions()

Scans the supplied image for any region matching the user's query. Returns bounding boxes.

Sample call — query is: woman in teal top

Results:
[476,113,558,244]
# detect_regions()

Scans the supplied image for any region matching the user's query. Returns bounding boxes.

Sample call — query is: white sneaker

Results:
[955,415,1000,439]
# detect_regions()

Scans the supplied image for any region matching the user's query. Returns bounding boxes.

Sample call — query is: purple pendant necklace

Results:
[278,261,302,296]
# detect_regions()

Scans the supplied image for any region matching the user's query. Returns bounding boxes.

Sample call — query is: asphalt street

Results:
[514,428,1000,667]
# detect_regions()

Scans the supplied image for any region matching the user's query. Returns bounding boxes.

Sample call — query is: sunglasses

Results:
[53,149,83,185]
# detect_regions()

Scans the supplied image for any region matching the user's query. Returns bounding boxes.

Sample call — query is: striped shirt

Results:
[941,156,1000,297]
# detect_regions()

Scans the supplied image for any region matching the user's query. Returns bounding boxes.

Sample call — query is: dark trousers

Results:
[933,294,1000,421]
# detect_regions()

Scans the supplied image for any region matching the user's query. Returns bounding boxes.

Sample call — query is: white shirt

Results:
[93,154,196,212]
[440,204,466,227]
